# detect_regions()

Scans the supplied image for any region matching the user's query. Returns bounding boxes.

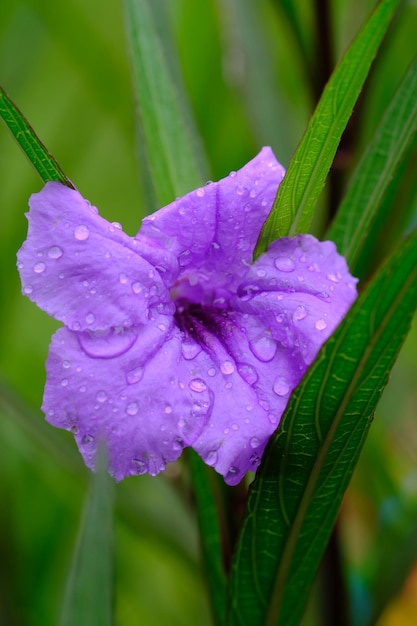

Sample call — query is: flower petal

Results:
[189,235,357,484]
[44,320,213,480]
[17,182,178,331]
[140,147,285,301]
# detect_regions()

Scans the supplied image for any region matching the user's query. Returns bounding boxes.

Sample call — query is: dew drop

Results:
[273,377,290,396]
[237,363,258,385]
[82,434,95,444]
[62,360,71,369]
[220,360,234,375]
[172,437,184,451]
[250,437,260,449]
[96,390,107,403]
[61,378,68,387]
[126,367,144,385]
[126,402,139,416]
[236,184,245,195]
[164,405,173,414]
[189,378,207,393]
[132,458,147,473]
[195,188,205,197]
[74,225,90,241]
[24,285,33,294]
[249,335,277,362]
[226,466,239,479]
[132,282,142,294]
[79,385,86,393]
[256,268,266,278]
[232,423,239,431]
[34,262,46,274]
[181,342,202,360]
[274,257,295,272]
[205,450,218,466]
[48,245,63,259]
[293,306,307,321]
[315,319,327,330]
[78,326,138,359]
[119,272,128,284]
[86,313,95,325]
[207,367,216,377]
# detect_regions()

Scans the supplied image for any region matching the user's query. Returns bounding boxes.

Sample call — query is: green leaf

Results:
[229,226,417,626]
[59,450,114,626]
[188,451,227,626]
[327,56,417,271]
[123,0,209,208]
[254,0,400,258]
[0,86,73,188]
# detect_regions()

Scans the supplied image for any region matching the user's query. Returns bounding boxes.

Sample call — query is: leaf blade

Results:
[0,86,73,188]
[59,451,114,626]
[123,0,209,208]
[326,55,417,271]
[254,0,400,257]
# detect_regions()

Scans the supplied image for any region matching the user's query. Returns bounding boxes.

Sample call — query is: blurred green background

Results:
[1,0,417,624]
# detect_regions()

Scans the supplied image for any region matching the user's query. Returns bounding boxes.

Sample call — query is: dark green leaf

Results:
[229,226,417,626]
[327,56,417,271]
[188,451,227,626]
[254,0,400,257]
[59,450,114,626]
[123,0,209,208]
[0,86,73,188]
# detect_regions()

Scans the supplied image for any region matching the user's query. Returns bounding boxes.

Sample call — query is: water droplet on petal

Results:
[34,262,46,274]
[205,450,218,466]
[86,313,95,324]
[62,360,71,369]
[237,363,258,385]
[226,466,239,480]
[96,390,107,403]
[24,285,33,294]
[293,306,307,321]
[74,225,90,241]
[195,188,205,197]
[232,423,239,431]
[249,335,277,362]
[207,367,216,377]
[48,246,63,259]
[256,268,266,278]
[164,405,173,414]
[274,257,295,272]
[132,282,142,294]
[119,272,128,284]
[172,437,184,451]
[181,342,202,360]
[220,360,235,375]
[189,378,207,393]
[250,437,260,449]
[126,402,139,416]
[126,367,144,385]
[82,434,95,444]
[61,378,68,387]
[273,377,290,396]
[315,319,327,330]
[79,327,138,359]
[132,458,147,474]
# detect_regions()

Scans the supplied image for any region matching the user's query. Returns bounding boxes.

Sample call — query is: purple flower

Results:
[17,147,357,485]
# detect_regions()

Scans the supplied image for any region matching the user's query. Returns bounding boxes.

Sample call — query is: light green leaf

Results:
[59,450,114,626]
[229,225,417,626]
[0,86,73,188]
[123,0,209,208]
[254,0,400,258]
[327,56,417,272]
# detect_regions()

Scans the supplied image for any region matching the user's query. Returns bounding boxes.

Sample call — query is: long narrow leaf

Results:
[254,0,400,257]
[123,0,209,208]
[229,225,417,626]
[59,451,114,626]
[188,451,227,626]
[327,56,417,271]
[0,87,73,188]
